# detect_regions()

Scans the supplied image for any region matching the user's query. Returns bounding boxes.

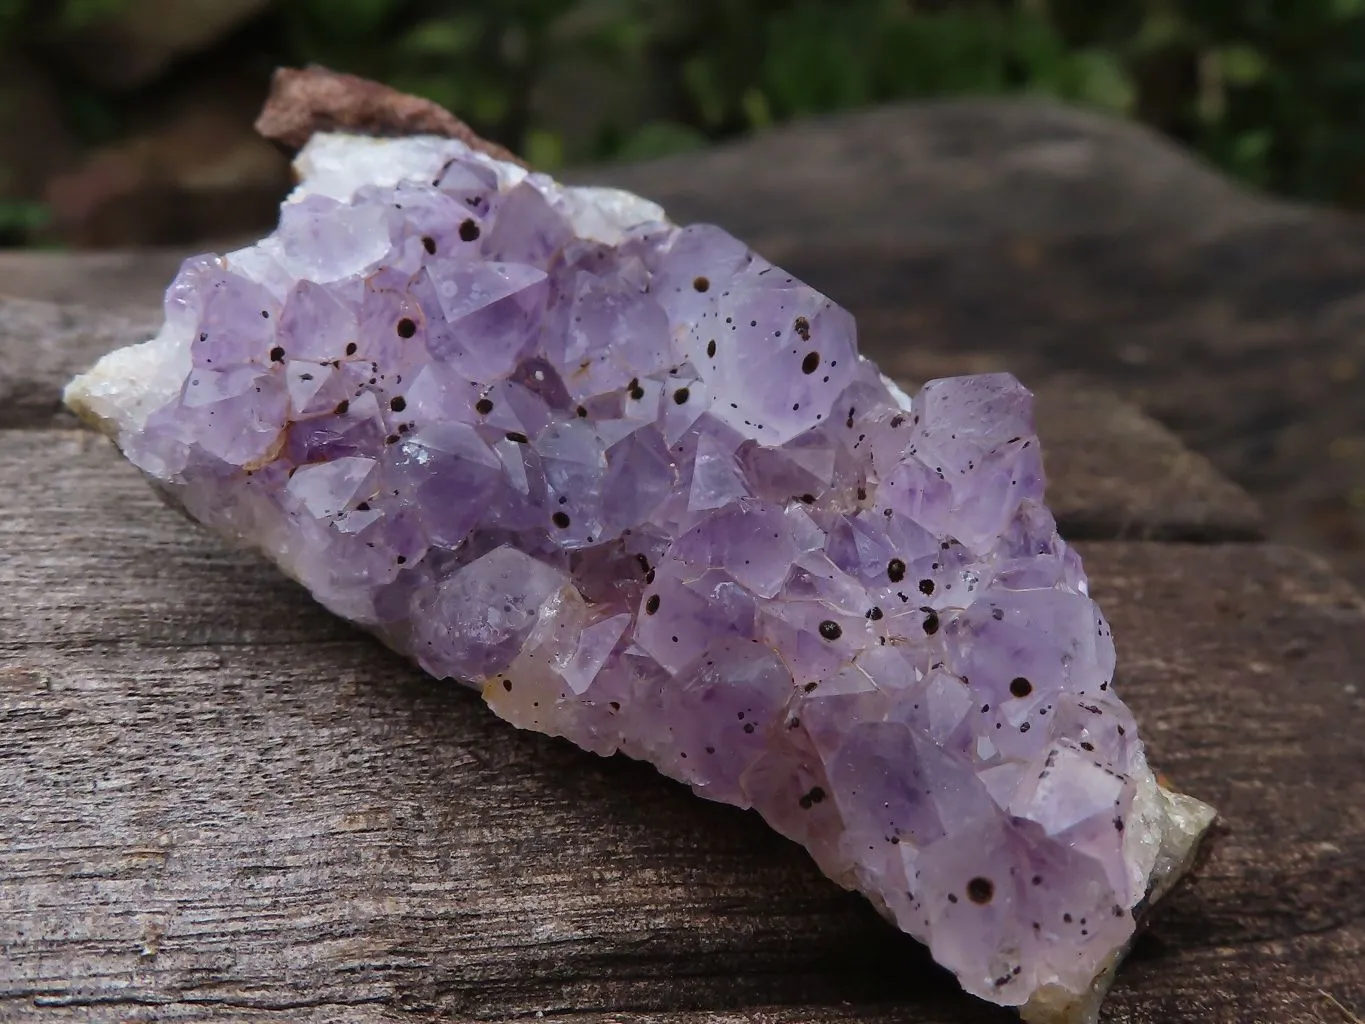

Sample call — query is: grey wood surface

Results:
[0,427,1361,1023]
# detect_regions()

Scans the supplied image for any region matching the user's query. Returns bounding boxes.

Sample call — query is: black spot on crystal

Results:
[967,877,995,904]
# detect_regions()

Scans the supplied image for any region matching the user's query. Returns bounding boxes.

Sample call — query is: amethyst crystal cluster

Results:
[67,132,1214,1023]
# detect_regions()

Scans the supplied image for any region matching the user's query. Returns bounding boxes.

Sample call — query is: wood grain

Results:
[0,299,159,430]
[0,430,1359,1023]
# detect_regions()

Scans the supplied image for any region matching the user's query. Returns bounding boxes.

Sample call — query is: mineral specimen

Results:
[66,127,1215,1024]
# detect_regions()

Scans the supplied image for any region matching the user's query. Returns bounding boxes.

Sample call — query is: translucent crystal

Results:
[66,132,1215,1024]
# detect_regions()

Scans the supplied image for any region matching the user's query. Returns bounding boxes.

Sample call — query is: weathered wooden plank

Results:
[0,430,1359,1022]
[0,297,1263,542]
[1037,384,1257,542]
[0,247,198,313]
[0,299,159,431]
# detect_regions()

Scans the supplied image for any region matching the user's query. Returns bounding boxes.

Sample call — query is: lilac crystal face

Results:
[70,133,1212,1022]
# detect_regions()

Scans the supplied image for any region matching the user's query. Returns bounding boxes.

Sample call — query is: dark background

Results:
[4,0,1365,247]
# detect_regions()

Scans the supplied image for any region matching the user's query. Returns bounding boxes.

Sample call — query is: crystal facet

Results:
[66,131,1215,1024]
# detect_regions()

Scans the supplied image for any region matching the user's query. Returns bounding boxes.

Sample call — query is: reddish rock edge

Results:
[255,66,527,168]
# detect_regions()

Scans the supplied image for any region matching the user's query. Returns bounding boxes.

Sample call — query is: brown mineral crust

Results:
[254,66,528,168]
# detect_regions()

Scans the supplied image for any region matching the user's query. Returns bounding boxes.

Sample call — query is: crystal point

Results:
[66,131,1214,1023]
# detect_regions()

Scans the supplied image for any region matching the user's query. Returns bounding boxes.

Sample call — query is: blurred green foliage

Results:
[0,0,125,35]
[261,0,1365,207]
[5,0,1365,245]
[264,0,1148,165]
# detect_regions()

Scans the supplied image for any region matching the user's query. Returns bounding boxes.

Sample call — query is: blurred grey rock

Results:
[51,0,275,90]
[44,70,288,247]
[0,55,76,213]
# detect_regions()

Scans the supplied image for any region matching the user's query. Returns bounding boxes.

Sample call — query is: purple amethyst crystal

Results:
[67,132,1214,1023]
